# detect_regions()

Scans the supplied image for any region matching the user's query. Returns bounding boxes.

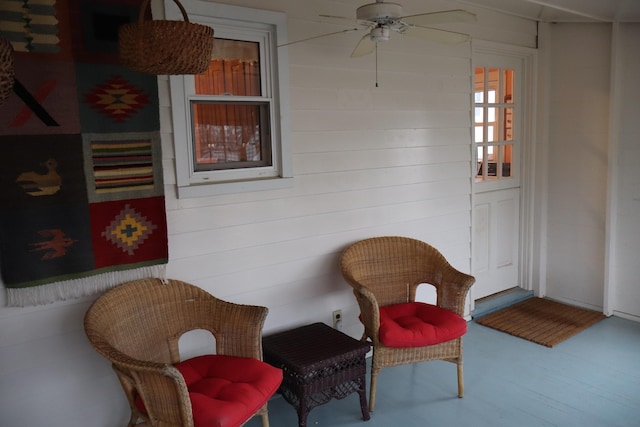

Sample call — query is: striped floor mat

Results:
[476,297,606,347]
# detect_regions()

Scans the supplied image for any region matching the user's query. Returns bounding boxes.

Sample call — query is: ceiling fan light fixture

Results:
[370,26,390,42]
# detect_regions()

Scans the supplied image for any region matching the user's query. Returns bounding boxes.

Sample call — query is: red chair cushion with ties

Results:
[135,354,283,427]
[378,302,467,347]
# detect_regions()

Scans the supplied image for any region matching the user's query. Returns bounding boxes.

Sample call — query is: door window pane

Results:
[475,66,516,182]
[504,69,514,103]
[504,107,513,141]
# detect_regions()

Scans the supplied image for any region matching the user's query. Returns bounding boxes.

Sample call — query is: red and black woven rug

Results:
[0,0,167,306]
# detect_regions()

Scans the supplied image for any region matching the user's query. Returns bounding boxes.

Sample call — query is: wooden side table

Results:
[262,322,371,427]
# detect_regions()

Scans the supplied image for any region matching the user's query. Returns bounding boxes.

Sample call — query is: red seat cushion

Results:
[378,302,467,347]
[136,354,283,427]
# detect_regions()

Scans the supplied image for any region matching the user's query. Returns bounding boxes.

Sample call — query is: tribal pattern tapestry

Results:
[0,0,167,306]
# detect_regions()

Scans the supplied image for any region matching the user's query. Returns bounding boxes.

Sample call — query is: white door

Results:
[472,51,525,300]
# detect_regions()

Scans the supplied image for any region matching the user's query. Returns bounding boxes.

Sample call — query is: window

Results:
[474,67,514,182]
[167,0,291,198]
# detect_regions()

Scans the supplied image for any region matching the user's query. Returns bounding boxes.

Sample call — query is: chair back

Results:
[340,236,452,307]
[85,278,267,365]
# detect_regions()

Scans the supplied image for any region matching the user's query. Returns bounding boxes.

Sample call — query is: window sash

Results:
[191,100,272,171]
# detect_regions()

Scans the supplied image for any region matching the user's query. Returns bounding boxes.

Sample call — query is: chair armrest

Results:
[102,348,194,426]
[214,299,269,359]
[353,286,381,344]
[437,265,476,316]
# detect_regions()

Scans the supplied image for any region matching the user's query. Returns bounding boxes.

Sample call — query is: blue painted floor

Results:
[247,316,640,427]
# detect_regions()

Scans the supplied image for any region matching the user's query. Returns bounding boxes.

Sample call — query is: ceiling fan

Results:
[281,0,477,58]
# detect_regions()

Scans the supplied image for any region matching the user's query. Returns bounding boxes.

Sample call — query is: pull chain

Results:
[375,43,379,88]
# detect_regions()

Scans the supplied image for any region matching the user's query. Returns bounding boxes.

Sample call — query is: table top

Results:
[262,322,370,373]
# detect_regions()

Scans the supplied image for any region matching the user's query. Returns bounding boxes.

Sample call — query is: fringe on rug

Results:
[5,264,167,307]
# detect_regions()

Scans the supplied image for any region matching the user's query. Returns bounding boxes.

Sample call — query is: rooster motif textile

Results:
[0,0,167,306]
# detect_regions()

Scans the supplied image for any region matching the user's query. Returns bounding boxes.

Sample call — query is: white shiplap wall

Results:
[0,1,537,426]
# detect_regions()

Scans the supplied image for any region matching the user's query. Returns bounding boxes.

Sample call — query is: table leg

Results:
[357,376,370,421]
[297,391,309,427]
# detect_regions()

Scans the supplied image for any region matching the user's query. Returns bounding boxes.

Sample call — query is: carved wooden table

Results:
[262,322,371,427]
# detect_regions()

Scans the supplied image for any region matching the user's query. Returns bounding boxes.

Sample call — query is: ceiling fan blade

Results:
[319,14,376,29]
[401,9,477,26]
[401,25,470,44]
[350,33,376,57]
[278,28,361,48]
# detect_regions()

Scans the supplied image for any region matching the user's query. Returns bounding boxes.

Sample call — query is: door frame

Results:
[470,40,539,310]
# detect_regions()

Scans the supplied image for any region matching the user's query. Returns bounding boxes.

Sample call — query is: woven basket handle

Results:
[138,0,189,24]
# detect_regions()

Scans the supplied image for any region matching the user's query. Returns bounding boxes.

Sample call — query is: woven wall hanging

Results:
[0,37,14,104]
[119,0,214,75]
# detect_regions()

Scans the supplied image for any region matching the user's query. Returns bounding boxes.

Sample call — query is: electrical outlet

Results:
[332,309,342,329]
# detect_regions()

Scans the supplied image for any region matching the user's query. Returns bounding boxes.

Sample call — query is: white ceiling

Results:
[458,0,640,22]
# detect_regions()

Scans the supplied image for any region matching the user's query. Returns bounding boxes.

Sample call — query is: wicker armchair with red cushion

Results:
[84,278,282,427]
[340,236,475,412]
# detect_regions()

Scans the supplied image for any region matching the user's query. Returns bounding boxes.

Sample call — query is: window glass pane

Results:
[192,101,271,171]
[487,107,496,122]
[195,39,261,96]
[487,145,498,177]
[501,145,513,177]
[474,107,483,124]
[504,107,513,141]
[487,125,497,142]
[474,126,483,143]
[504,68,514,103]
[487,89,496,104]
[487,145,495,161]
[474,91,483,103]
[474,67,485,95]
[488,68,499,102]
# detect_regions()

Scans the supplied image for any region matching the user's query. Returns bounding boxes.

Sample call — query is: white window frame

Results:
[165,0,292,198]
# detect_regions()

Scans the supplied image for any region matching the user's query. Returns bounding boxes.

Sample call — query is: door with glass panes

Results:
[472,53,523,300]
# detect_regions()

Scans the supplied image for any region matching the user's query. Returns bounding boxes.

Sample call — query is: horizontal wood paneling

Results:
[169,195,471,259]
[167,210,472,286]
[167,177,470,233]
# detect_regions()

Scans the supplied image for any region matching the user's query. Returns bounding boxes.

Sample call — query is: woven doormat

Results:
[476,297,606,347]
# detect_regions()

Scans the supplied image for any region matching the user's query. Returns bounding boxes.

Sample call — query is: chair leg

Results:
[369,368,379,412]
[258,404,270,427]
[457,359,464,398]
[127,413,138,427]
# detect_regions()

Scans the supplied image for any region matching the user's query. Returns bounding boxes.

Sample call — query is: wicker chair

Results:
[84,278,282,427]
[340,236,475,412]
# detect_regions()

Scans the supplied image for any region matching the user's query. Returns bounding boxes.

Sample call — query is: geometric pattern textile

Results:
[0,0,167,306]
[83,132,164,203]
[101,204,158,255]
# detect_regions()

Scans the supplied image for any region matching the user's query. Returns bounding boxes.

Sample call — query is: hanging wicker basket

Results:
[0,37,15,104]
[119,0,214,75]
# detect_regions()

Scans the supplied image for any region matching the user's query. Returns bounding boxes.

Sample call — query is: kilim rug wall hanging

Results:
[0,0,168,306]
